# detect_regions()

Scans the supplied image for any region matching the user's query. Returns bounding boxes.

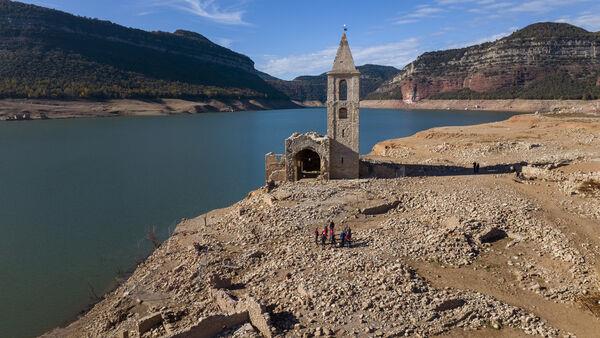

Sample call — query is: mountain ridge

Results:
[265,64,400,102]
[0,0,287,100]
[370,22,600,101]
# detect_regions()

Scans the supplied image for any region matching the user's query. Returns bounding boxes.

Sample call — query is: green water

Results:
[0,108,515,337]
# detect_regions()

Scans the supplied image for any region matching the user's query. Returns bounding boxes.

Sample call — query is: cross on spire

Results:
[343,24,348,32]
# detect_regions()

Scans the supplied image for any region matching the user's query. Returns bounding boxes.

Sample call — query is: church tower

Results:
[327,30,360,179]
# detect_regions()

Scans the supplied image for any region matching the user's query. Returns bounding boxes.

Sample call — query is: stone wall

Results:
[284,132,330,181]
[360,159,406,179]
[265,153,285,184]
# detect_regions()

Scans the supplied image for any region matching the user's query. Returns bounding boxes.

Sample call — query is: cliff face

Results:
[0,0,286,100]
[372,23,600,101]
[265,64,400,102]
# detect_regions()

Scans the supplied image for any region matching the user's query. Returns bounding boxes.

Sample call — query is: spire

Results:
[330,30,358,73]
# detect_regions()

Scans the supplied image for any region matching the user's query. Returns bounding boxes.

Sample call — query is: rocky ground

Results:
[44,114,600,337]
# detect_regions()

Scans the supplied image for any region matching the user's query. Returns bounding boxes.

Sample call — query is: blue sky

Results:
[20,0,600,79]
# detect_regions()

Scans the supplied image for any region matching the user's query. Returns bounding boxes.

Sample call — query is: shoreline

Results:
[2,98,600,122]
[0,98,301,121]
[42,113,600,337]
[361,99,600,115]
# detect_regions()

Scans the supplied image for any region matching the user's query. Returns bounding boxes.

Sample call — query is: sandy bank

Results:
[0,98,301,121]
[361,99,600,115]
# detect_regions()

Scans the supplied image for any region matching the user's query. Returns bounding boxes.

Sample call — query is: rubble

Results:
[43,114,600,337]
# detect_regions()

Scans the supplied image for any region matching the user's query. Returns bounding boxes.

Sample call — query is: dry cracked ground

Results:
[45,114,600,338]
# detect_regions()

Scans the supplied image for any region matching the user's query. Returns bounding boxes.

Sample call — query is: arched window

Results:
[338,79,347,101]
[339,108,348,119]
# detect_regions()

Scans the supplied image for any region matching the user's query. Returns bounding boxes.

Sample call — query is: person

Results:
[345,226,352,248]
[314,227,319,244]
[476,162,480,174]
[321,226,327,247]
[330,227,336,245]
[473,162,477,174]
[339,230,346,248]
[329,221,336,245]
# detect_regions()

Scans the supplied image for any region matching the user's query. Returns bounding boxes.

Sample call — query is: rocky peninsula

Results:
[43,113,600,337]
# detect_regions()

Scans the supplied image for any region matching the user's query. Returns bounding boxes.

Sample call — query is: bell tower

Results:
[327,29,360,179]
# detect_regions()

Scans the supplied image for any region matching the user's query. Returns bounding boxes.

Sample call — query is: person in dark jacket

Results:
[345,226,352,248]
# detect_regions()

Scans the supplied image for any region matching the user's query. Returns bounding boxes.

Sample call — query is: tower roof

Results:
[329,32,359,74]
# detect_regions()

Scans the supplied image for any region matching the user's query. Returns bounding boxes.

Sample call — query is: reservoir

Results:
[0,108,515,337]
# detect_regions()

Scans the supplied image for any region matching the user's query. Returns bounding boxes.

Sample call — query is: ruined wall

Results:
[284,132,330,181]
[265,153,285,184]
[360,159,406,179]
[169,312,249,338]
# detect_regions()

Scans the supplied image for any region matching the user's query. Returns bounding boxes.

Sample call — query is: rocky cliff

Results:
[371,23,600,101]
[264,64,400,102]
[0,0,286,100]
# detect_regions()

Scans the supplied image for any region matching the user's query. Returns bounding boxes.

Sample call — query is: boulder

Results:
[478,228,508,244]
[137,312,163,335]
[434,299,466,312]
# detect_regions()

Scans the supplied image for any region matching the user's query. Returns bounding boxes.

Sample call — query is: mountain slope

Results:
[265,64,400,102]
[371,23,600,101]
[0,0,286,100]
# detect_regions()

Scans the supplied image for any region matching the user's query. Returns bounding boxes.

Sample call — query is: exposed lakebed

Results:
[0,108,514,337]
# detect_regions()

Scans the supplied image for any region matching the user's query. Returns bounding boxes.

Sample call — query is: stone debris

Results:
[43,114,600,338]
[137,313,163,336]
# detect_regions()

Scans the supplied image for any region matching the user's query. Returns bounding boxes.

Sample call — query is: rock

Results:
[361,200,401,215]
[137,312,163,335]
[434,299,466,312]
[207,274,232,289]
[478,227,508,244]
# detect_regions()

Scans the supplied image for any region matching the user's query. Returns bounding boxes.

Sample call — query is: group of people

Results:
[472,162,481,174]
[315,221,352,248]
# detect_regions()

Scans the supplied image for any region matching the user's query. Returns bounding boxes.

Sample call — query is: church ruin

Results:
[265,31,361,182]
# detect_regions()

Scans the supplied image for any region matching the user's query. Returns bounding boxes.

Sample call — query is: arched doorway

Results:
[295,148,321,180]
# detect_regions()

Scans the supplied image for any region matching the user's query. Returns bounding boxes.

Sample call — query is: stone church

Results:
[265,31,361,182]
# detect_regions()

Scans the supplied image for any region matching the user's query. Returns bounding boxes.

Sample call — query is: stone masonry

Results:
[265,30,361,183]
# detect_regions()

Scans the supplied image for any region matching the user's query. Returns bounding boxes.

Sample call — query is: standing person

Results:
[329,221,336,245]
[339,230,346,248]
[345,226,352,248]
[476,163,481,174]
[330,227,336,245]
[473,162,477,174]
[321,226,327,247]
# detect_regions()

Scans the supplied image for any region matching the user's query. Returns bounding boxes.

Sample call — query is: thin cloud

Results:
[557,12,600,31]
[447,29,515,49]
[149,0,249,25]
[394,5,444,25]
[258,38,421,80]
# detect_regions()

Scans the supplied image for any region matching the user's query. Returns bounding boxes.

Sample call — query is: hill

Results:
[370,22,600,101]
[0,0,286,100]
[265,64,400,102]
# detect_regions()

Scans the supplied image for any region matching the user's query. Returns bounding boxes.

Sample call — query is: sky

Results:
[20,0,600,80]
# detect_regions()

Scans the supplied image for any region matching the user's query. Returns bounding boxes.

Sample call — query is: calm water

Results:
[0,108,515,337]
